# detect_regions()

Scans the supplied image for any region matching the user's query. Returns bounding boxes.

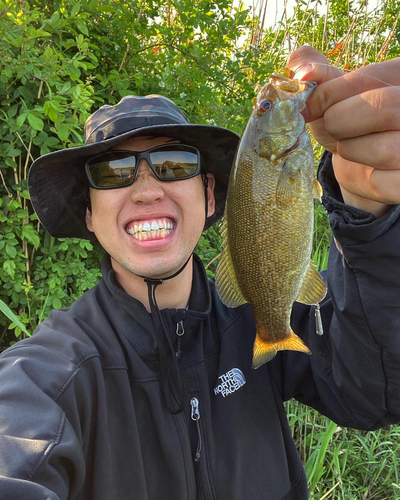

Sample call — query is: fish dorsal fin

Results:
[313,178,323,201]
[296,260,327,305]
[276,162,301,209]
[215,217,247,308]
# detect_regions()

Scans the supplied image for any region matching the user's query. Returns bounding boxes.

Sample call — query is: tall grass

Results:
[286,399,400,499]
[289,226,399,498]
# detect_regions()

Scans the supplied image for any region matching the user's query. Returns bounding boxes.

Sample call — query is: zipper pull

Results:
[315,303,324,336]
[175,320,184,360]
[190,397,202,462]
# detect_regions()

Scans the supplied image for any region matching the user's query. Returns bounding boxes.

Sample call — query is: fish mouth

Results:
[277,136,301,160]
[125,217,176,241]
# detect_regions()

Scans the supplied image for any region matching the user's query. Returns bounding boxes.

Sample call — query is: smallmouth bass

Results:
[216,68,327,369]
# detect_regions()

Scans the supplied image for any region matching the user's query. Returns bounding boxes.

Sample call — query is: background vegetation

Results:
[0,0,399,497]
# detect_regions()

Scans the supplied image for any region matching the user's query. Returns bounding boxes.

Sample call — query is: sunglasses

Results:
[85,144,202,189]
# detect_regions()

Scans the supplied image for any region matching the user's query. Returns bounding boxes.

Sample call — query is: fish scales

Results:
[216,69,327,369]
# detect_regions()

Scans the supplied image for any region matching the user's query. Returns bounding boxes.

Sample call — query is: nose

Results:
[129,160,165,204]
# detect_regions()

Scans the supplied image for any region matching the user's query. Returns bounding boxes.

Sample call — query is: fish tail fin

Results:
[252,329,311,369]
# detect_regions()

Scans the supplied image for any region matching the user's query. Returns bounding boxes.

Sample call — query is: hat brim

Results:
[28,124,240,240]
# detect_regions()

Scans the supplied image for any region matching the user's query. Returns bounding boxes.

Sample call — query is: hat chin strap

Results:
[140,254,192,414]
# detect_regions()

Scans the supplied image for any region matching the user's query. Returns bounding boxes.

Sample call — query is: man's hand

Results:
[287,45,400,217]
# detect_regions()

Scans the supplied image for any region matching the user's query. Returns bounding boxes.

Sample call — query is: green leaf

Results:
[7,199,21,211]
[20,190,31,200]
[43,101,59,123]
[58,82,71,95]
[7,148,22,157]
[17,209,29,219]
[71,3,81,16]
[48,11,61,28]
[53,298,63,309]
[3,259,16,278]
[57,124,69,142]
[5,244,17,258]
[16,113,28,128]
[76,19,89,36]
[21,224,41,249]
[28,113,44,131]
[99,4,114,12]
[0,299,30,336]
[8,104,19,118]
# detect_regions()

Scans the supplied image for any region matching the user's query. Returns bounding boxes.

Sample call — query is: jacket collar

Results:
[99,253,211,357]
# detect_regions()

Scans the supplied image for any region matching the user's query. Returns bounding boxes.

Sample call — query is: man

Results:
[0,45,399,499]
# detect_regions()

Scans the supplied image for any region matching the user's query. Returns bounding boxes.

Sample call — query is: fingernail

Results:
[294,63,314,79]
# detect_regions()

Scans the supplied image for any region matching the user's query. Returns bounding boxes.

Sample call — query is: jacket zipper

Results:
[190,397,202,461]
[189,396,215,500]
[175,319,184,360]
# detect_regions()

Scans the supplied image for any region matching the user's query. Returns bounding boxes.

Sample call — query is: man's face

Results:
[85,136,216,282]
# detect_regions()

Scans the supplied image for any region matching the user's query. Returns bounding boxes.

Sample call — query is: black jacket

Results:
[1,153,400,500]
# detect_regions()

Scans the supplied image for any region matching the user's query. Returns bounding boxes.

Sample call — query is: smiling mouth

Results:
[125,218,176,240]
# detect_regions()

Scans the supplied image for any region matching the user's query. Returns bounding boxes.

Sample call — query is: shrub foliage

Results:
[0,0,398,349]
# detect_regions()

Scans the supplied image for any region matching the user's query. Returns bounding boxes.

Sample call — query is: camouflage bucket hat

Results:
[28,95,239,241]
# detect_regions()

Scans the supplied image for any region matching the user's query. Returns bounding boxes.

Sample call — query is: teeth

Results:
[127,219,175,239]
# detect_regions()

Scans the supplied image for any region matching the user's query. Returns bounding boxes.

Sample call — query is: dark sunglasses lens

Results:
[87,153,136,187]
[150,147,199,179]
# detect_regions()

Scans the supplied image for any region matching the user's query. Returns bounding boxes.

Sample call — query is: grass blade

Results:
[0,299,30,337]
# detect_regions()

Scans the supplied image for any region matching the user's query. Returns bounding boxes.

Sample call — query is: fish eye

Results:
[258,100,272,114]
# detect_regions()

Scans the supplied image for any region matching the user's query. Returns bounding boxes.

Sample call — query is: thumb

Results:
[287,46,344,122]
[287,45,344,84]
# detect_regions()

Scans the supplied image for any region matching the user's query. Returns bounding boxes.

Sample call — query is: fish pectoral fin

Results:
[313,178,323,201]
[252,329,311,369]
[215,217,247,308]
[276,162,301,209]
[296,260,327,305]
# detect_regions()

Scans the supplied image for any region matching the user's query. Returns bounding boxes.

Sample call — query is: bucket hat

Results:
[28,95,240,241]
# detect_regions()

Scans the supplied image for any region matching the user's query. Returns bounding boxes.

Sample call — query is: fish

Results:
[215,68,327,369]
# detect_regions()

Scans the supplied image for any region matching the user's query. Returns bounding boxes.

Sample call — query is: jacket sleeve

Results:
[270,151,400,430]
[0,334,98,499]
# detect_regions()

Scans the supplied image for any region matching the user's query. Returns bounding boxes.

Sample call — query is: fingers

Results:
[288,46,400,210]
[304,58,400,123]
[324,86,400,140]
[337,131,400,170]
[333,155,400,206]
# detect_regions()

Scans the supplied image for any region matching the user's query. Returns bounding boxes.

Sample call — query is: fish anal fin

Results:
[215,217,247,308]
[252,329,311,369]
[276,162,301,209]
[313,178,323,201]
[296,260,327,305]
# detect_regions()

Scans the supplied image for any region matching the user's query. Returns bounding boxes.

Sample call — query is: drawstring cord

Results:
[141,255,192,414]
[145,278,185,414]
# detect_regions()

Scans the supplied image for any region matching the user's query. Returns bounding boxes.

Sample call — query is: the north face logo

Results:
[214,368,246,397]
